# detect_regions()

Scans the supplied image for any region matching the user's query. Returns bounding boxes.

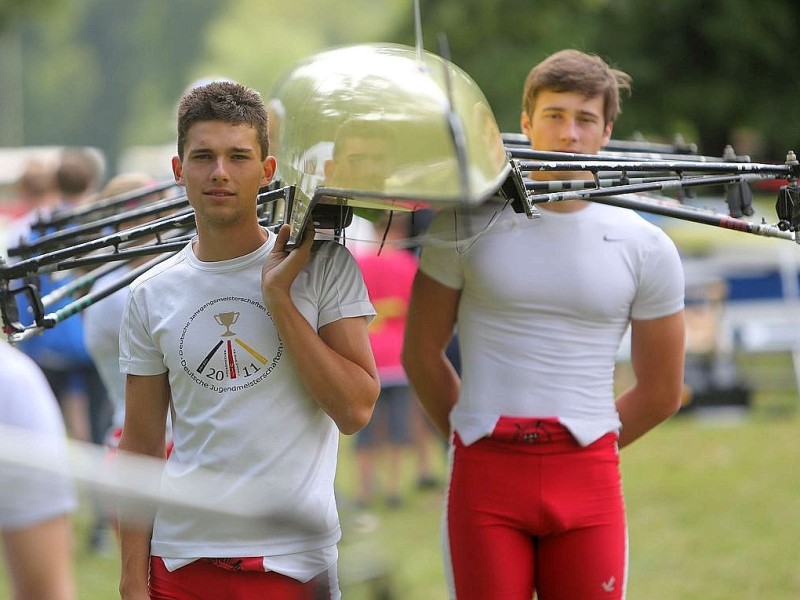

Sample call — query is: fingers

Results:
[273,224,290,252]
[273,222,314,254]
[299,222,316,248]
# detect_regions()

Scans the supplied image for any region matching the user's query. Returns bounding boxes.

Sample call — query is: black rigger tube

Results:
[575,193,794,241]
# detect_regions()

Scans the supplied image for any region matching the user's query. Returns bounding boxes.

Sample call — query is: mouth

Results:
[204,189,235,199]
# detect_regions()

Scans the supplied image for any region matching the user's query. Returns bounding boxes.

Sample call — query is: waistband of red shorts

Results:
[489,417,573,444]
[454,417,617,454]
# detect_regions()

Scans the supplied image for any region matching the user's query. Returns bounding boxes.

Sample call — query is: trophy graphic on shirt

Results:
[214,311,240,337]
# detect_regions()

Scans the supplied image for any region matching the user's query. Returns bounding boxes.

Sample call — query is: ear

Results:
[261,156,277,185]
[171,156,184,186]
[520,111,531,142]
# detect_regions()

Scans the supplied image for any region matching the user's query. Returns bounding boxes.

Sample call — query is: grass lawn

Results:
[2,361,798,599]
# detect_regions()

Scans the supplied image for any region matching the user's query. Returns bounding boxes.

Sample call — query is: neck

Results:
[192,222,268,261]
[529,171,593,213]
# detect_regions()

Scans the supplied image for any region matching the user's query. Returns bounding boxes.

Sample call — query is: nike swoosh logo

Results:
[603,234,626,242]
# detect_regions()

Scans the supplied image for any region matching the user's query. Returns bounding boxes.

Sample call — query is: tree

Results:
[7,0,408,174]
[0,0,59,33]
[0,0,61,145]
[7,0,796,172]
[389,0,799,161]
[591,0,798,160]
[392,0,601,134]
[194,0,410,105]
[8,0,222,171]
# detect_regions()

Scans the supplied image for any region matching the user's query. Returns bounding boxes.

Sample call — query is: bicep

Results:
[319,316,378,378]
[630,310,686,384]
[404,270,461,353]
[121,373,170,454]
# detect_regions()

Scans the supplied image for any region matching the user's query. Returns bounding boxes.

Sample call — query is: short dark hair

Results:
[56,148,102,195]
[176,81,269,160]
[522,49,632,124]
[17,160,56,198]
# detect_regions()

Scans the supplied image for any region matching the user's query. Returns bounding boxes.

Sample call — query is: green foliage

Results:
[2,0,797,176]
[195,0,410,102]
[0,0,60,33]
[590,0,799,160]
[3,0,409,173]
[389,0,798,160]
[393,0,607,133]
[6,0,224,170]
[22,2,102,148]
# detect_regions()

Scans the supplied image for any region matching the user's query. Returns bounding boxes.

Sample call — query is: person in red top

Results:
[352,213,421,507]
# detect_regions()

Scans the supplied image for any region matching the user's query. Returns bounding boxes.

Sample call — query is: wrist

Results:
[262,286,293,310]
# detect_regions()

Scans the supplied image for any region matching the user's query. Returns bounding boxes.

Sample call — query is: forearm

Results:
[615,383,682,448]
[267,291,379,434]
[403,349,459,439]
[402,270,462,439]
[116,438,161,599]
[117,374,170,597]
[618,312,686,448]
[118,527,153,599]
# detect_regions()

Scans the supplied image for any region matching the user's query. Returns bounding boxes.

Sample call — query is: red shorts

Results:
[148,556,333,600]
[446,417,627,600]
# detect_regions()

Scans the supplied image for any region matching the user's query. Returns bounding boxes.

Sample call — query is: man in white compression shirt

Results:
[403,49,686,600]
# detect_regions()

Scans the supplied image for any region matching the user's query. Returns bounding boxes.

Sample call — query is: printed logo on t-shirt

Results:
[178,296,282,393]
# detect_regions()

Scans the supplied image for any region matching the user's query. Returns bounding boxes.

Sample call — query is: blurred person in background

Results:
[403,49,686,599]
[1,158,60,261]
[323,121,441,510]
[352,212,439,509]
[16,146,113,553]
[18,146,111,446]
[84,172,172,452]
[0,340,77,600]
[83,172,175,554]
[53,147,104,211]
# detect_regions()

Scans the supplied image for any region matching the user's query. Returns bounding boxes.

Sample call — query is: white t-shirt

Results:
[420,200,685,446]
[0,341,77,529]
[120,230,375,560]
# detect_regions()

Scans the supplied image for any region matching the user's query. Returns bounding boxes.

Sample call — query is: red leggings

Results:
[149,556,333,600]
[446,418,627,600]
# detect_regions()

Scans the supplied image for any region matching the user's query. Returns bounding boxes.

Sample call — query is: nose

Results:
[210,157,230,181]
[559,118,580,142]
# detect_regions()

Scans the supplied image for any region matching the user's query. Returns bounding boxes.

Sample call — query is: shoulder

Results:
[311,239,358,266]
[0,343,61,428]
[0,342,38,380]
[592,202,675,242]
